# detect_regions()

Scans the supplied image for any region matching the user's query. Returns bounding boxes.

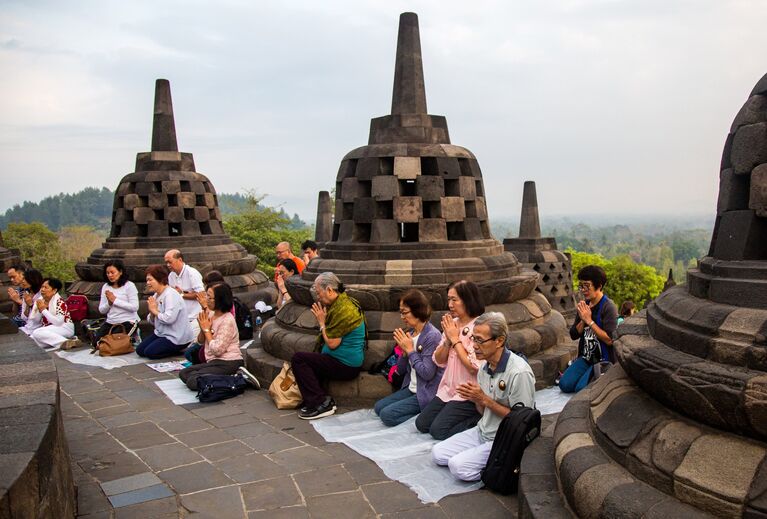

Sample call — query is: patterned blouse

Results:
[41,293,72,327]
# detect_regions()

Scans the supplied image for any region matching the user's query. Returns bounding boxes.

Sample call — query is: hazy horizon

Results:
[3,1,764,222]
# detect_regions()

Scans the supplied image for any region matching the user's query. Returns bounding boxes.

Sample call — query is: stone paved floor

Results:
[56,355,530,518]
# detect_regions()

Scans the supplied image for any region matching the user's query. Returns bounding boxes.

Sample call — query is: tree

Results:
[223,193,312,278]
[567,249,665,310]
[3,222,76,281]
[59,226,105,264]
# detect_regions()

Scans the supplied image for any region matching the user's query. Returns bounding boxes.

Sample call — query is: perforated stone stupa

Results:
[503,181,576,320]
[251,12,572,394]
[70,79,270,310]
[518,73,767,519]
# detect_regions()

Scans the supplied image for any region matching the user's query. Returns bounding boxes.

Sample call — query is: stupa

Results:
[0,231,22,316]
[503,181,576,321]
[518,74,767,518]
[251,13,572,395]
[69,80,271,310]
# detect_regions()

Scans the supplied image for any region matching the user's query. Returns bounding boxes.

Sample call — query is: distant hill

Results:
[0,188,308,231]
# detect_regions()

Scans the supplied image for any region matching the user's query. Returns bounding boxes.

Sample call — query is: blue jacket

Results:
[396,321,444,410]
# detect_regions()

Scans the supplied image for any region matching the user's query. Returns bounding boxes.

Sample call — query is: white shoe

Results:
[237,366,261,390]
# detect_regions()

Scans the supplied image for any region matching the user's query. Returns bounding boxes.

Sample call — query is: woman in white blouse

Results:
[136,265,194,359]
[93,260,140,346]
[29,278,75,350]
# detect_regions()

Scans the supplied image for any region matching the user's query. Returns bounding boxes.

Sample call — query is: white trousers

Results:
[432,426,493,482]
[31,324,75,350]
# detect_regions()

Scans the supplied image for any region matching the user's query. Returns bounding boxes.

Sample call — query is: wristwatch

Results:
[203,328,211,333]
[588,321,595,328]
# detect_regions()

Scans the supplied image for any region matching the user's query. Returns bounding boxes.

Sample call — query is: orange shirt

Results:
[274,254,306,282]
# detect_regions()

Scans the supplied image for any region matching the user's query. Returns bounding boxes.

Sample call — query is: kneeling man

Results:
[432,311,536,481]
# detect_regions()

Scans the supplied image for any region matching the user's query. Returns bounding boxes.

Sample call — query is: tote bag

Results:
[268,362,302,409]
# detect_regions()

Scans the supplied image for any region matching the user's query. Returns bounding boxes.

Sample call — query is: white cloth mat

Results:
[155,378,199,405]
[313,409,482,503]
[56,348,148,369]
[312,387,573,503]
[534,386,573,415]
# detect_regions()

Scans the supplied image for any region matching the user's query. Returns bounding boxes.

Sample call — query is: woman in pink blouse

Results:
[179,283,244,390]
[416,280,484,440]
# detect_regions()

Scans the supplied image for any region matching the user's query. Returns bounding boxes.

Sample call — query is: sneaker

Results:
[237,366,261,390]
[298,397,336,420]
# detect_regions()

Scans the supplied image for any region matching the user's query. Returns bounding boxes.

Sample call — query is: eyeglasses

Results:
[399,309,412,316]
[470,335,496,345]
[579,282,594,291]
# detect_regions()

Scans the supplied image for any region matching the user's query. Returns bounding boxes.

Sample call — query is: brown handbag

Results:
[97,324,134,356]
[268,362,302,409]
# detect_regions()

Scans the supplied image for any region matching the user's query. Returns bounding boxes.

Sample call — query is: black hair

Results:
[447,280,485,318]
[9,264,26,274]
[44,277,63,292]
[302,240,318,251]
[278,258,298,274]
[578,265,608,291]
[204,270,225,288]
[103,260,129,287]
[620,300,635,317]
[25,269,43,294]
[400,289,431,322]
[211,283,234,313]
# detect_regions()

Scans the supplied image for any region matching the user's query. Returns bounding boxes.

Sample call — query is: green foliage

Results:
[0,188,308,232]
[223,193,312,278]
[568,248,665,310]
[0,187,114,232]
[4,222,76,281]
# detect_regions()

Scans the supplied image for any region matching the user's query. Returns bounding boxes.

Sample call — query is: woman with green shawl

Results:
[292,272,366,420]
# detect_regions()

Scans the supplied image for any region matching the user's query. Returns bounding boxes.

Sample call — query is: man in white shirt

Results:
[432,311,536,482]
[164,249,205,338]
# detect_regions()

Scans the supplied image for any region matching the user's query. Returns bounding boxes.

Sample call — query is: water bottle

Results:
[255,315,263,339]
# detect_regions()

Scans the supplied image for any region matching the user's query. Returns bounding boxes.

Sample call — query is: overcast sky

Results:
[1,0,766,224]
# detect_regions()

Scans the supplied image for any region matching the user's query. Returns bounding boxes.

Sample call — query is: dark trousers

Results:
[291,351,360,408]
[136,333,188,359]
[415,397,481,440]
[179,359,244,390]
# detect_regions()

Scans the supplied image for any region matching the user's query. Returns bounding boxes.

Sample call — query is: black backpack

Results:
[196,373,248,403]
[232,297,253,340]
[481,403,541,494]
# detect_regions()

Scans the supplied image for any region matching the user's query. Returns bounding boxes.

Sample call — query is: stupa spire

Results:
[518,181,542,239]
[391,12,428,115]
[151,79,178,152]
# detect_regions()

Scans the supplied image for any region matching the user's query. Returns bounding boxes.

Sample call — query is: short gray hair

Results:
[314,272,343,292]
[474,312,508,340]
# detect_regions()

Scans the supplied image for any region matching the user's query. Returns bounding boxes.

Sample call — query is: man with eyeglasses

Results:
[432,311,535,482]
[559,265,618,393]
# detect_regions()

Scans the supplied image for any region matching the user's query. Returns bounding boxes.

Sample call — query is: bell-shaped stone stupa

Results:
[251,13,572,395]
[518,73,767,519]
[69,80,271,310]
[503,181,576,321]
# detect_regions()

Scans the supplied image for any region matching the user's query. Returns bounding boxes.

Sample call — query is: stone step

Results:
[526,341,577,389]
[519,366,721,519]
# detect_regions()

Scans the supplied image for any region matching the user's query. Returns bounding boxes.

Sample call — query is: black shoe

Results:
[298,397,336,420]
[237,366,261,390]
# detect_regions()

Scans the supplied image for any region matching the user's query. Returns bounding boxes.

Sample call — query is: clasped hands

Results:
[456,381,486,405]
[441,313,460,346]
[393,328,414,354]
[576,300,593,323]
[311,302,327,329]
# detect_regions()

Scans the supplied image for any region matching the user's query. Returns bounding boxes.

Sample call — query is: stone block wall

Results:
[0,319,75,518]
[332,155,490,244]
